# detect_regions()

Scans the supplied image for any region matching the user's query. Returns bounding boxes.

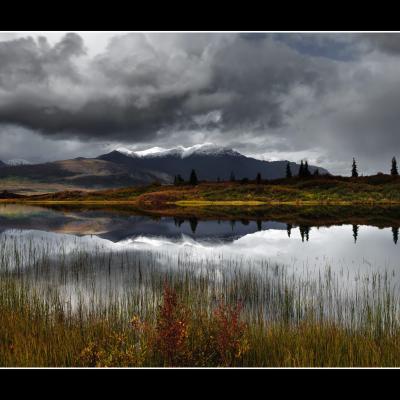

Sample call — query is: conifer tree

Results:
[230,171,236,182]
[313,168,319,177]
[352,158,358,178]
[286,162,292,178]
[304,161,311,177]
[298,160,304,177]
[189,169,198,185]
[256,172,261,184]
[391,157,398,176]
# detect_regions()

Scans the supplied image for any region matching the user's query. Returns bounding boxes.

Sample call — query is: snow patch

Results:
[5,159,33,166]
[116,143,240,159]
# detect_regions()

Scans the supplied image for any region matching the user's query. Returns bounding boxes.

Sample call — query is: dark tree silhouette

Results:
[299,225,310,242]
[174,217,184,227]
[298,160,304,177]
[230,220,236,231]
[230,171,236,182]
[305,226,310,241]
[189,169,198,185]
[256,219,262,231]
[286,162,292,178]
[352,224,359,243]
[256,172,262,184]
[304,161,311,177]
[189,218,198,234]
[287,223,292,238]
[174,174,184,185]
[391,157,399,176]
[352,158,358,178]
[313,168,319,177]
[392,226,399,244]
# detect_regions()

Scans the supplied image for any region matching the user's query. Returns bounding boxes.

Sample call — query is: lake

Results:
[1,203,400,324]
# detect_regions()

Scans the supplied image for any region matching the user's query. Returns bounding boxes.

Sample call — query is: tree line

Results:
[351,157,398,177]
[173,157,399,186]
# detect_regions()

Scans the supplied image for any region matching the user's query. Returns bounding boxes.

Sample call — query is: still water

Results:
[1,203,399,274]
[2,203,400,319]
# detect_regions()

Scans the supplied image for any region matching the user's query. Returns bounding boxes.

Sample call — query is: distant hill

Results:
[98,144,328,181]
[0,158,171,189]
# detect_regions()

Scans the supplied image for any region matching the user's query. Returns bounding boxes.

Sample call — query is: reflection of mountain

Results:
[0,205,287,244]
[2,205,400,246]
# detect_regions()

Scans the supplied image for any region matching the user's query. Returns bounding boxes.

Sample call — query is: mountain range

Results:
[0,143,328,190]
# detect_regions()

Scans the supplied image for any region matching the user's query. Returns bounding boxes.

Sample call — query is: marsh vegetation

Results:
[1,221,400,367]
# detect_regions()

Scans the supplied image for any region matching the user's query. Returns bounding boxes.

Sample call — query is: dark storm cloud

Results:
[2,32,400,174]
[0,32,340,142]
[361,33,400,54]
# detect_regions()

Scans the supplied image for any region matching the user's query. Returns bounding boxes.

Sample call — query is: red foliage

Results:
[155,284,189,366]
[212,301,248,366]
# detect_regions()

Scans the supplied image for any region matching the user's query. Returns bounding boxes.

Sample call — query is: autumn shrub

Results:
[153,284,190,366]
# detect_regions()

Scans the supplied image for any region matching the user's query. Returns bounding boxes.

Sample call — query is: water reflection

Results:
[1,203,400,315]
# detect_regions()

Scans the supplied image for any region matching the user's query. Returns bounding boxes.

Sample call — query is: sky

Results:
[0,31,400,175]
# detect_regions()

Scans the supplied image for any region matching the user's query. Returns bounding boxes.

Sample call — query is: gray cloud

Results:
[361,33,400,54]
[1,32,400,175]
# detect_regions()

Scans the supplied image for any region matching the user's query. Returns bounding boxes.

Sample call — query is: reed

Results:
[1,233,400,367]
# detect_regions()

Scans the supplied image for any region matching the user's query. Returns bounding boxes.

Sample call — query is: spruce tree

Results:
[230,171,236,182]
[304,161,311,177]
[313,168,319,177]
[391,157,398,176]
[256,172,261,184]
[298,160,304,177]
[189,169,198,185]
[286,162,292,178]
[352,158,358,178]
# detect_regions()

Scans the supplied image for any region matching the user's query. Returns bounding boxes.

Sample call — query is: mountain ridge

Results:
[99,144,328,181]
[0,144,329,192]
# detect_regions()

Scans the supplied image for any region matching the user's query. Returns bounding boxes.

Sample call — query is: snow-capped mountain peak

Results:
[5,159,32,166]
[116,143,241,159]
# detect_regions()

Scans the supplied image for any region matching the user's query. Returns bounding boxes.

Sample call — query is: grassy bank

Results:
[1,232,400,367]
[4,174,400,209]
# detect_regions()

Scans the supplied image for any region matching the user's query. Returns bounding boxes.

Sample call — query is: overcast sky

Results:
[0,31,400,175]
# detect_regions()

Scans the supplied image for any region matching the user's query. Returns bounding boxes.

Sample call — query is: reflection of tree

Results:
[352,224,359,243]
[174,217,184,227]
[230,220,236,231]
[256,219,262,231]
[299,225,310,242]
[241,219,249,226]
[392,226,399,245]
[287,223,292,238]
[189,218,198,234]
